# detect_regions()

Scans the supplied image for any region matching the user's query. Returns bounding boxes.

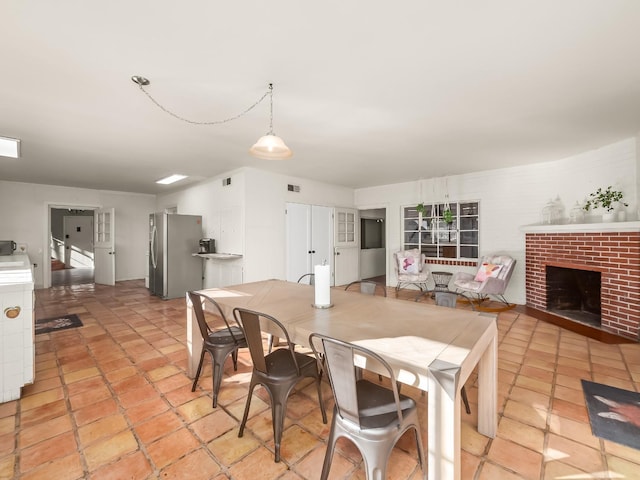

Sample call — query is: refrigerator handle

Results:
[151,225,158,269]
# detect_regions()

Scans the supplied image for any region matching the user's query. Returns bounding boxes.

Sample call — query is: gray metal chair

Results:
[296,273,315,285]
[433,292,472,415]
[188,291,247,408]
[233,307,327,462]
[344,280,387,297]
[309,333,426,480]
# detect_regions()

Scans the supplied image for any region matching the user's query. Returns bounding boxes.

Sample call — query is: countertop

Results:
[0,254,34,286]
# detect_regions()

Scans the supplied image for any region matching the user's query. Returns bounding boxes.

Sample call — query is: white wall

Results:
[157,167,356,285]
[355,138,638,304]
[0,181,155,288]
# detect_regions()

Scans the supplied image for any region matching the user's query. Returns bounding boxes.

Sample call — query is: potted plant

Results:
[443,208,454,225]
[583,186,628,221]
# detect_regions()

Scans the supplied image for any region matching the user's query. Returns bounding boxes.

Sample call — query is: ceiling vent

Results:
[222,177,231,186]
[287,184,300,193]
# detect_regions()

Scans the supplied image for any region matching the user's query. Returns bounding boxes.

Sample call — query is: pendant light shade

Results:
[249,134,293,160]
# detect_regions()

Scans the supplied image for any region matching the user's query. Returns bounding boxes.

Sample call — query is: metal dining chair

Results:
[309,333,426,480]
[233,307,327,462]
[265,272,315,354]
[344,280,387,297]
[188,291,247,408]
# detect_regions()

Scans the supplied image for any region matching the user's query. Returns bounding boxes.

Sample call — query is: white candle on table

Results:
[314,263,331,307]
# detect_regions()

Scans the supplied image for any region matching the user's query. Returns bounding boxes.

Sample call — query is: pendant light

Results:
[132,77,292,160]
[249,84,292,160]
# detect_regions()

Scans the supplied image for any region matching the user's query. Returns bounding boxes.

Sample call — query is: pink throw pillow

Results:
[474,263,503,282]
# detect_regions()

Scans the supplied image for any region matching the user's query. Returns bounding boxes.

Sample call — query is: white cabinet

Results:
[286,203,333,284]
[0,254,35,403]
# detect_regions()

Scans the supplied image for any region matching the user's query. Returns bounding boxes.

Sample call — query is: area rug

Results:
[35,314,83,335]
[581,379,640,450]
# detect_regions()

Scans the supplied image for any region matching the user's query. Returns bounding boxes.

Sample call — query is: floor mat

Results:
[581,379,640,450]
[35,314,83,335]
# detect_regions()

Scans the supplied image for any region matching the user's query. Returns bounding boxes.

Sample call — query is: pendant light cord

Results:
[132,77,271,126]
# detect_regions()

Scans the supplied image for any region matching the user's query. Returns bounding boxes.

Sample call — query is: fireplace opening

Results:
[546,266,601,327]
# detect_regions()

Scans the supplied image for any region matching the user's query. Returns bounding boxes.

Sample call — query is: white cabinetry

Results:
[0,254,35,403]
[286,203,333,284]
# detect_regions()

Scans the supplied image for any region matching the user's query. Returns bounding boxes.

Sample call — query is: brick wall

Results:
[526,232,640,340]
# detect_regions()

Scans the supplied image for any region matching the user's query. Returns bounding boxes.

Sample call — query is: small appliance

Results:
[0,241,16,255]
[199,238,215,254]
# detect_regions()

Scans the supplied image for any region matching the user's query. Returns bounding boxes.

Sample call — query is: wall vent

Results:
[287,184,300,192]
[222,177,231,186]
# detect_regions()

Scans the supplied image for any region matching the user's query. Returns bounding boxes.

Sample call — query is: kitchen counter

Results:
[0,254,35,403]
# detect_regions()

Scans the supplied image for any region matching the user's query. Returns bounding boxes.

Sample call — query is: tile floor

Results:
[1,280,640,479]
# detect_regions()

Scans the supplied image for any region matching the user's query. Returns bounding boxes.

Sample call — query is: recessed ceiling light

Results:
[0,136,20,158]
[156,174,187,185]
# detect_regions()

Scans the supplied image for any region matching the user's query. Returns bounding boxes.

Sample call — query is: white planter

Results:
[602,212,616,222]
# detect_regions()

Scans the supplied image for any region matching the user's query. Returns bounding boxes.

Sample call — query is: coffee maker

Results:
[199,238,215,253]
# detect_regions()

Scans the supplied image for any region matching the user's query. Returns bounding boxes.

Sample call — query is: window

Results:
[402,201,478,260]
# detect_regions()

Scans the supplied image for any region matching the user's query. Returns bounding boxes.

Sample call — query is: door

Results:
[94,207,115,285]
[63,216,94,268]
[285,203,334,284]
[334,207,359,286]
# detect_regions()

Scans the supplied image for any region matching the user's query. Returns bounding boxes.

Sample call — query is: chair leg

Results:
[191,349,206,392]
[316,375,327,424]
[238,379,257,437]
[320,415,338,480]
[461,386,471,415]
[231,349,239,371]
[267,334,274,353]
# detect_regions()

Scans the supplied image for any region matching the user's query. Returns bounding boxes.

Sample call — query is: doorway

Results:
[50,208,95,286]
[358,208,387,284]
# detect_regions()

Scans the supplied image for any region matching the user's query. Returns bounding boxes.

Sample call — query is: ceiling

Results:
[2,1,640,195]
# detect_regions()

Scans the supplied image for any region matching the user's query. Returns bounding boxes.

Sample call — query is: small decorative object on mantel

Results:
[541,196,564,224]
[583,186,628,222]
[569,201,585,223]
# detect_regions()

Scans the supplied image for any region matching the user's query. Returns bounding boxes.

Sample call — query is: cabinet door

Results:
[311,205,333,270]
[285,203,312,282]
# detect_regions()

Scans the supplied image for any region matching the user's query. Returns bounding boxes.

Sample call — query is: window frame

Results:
[401,200,479,261]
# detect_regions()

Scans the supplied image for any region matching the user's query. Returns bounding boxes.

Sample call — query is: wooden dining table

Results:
[185,279,497,480]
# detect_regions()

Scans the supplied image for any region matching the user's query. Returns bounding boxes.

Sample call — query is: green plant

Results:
[416,203,427,216]
[443,208,454,224]
[583,186,628,212]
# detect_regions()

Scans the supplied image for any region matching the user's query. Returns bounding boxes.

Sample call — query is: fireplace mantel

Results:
[521,220,640,234]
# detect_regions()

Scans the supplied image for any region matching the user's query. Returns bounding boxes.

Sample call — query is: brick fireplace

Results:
[525,225,640,340]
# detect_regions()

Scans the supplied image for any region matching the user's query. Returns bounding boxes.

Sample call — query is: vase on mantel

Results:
[602,212,616,223]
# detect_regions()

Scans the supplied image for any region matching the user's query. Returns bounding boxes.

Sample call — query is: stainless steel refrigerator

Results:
[149,213,203,299]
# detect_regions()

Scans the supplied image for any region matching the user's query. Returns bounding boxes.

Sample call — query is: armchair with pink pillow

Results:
[393,249,430,293]
[452,254,516,307]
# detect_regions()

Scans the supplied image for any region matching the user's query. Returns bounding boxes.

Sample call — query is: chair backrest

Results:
[393,249,426,275]
[188,291,242,343]
[297,273,315,285]
[344,280,387,297]
[233,307,298,374]
[309,333,403,428]
[477,254,516,284]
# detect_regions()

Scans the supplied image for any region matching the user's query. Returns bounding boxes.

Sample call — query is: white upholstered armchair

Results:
[393,249,430,292]
[452,254,516,306]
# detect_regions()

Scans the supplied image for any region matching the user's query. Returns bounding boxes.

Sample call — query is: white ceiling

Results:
[2,1,640,195]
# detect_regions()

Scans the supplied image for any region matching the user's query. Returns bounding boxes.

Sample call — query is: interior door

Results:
[286,203,312,282]
[286,203,334,284]
[94,207,115,285]
[334,207,359,286]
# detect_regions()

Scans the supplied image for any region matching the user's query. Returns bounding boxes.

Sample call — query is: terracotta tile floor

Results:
[1,280,640,479]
